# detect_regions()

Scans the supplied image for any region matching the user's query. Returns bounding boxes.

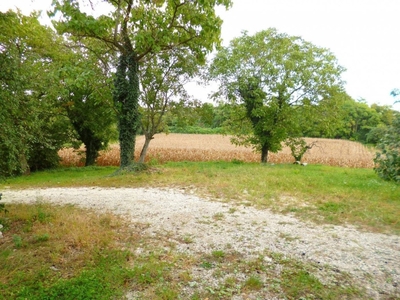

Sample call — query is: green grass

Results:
[2,162,398,234]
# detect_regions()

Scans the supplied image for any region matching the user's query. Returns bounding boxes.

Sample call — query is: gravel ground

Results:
[2,187,399,299]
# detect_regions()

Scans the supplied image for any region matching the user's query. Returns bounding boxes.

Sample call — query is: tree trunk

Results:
[114,52,140,168]
[85,139,100,166]
[19,153,30,175]
[261,144,269,163]
[138,133,154,163]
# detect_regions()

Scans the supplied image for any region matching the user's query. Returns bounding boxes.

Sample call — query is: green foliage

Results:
[209,29,345,162]
[243,275,263,290]
[51,0,232,169]
[0,11,71,176]
[374,115,400,182]
[169,125,225,134]
[58,40,116,166]
[0,193,6,214]
[335,98,381,142]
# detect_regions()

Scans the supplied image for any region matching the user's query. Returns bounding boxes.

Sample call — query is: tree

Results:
[285,137,317,163]
[209,29,345,163]
[57,40,117,166]
[0,10,71,177]
[50,0,232,169]
[138,48,199,163]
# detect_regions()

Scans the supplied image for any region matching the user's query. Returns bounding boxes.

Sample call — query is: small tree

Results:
[285,137,318,163]
[374,115,400,182]
[138,48,198,163]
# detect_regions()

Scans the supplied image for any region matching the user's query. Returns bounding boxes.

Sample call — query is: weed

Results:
[228,207,237,214]
[182,234,194,244]
[12,234,23,248]
[279,232,299,242]
[200,261,214,269]
[0,203,183,299]
[0,194,9,232]
[243,275,263,290]
[0,202,8,215]
[212,250,225,259]
[34,233,50,243]
[212,212,225,221]
[155,284,179,299]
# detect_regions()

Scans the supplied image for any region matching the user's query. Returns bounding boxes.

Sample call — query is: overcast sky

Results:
[1,0,399,109]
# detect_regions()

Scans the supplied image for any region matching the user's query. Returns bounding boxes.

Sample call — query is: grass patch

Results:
[0,202,184,299]
[186,250,363,299]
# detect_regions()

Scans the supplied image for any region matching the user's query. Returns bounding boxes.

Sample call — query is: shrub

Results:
[374,116,400,182]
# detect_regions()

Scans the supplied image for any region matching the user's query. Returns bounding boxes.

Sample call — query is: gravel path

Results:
[2,187,400,299]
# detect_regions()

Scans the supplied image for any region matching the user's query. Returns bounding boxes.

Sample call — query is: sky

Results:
[1,0,399,109]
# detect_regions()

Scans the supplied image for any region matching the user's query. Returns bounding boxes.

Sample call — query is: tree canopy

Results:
[209,29,346,162]
[0,10,71,177]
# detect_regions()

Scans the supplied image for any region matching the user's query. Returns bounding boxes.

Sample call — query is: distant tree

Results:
[300,92,351,138]
[335,99,381,142]
[370,103,396,126]
[51,0,232,169]
[209,29,345,163]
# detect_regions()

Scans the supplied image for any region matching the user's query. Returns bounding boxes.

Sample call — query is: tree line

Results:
[1,2,398,182]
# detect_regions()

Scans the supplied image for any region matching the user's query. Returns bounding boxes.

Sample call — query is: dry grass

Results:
[59,134,375,168]
[0,203,132,282]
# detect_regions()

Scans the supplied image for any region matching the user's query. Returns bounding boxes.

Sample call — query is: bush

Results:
[374,116,400,182]
[169,125,226,134]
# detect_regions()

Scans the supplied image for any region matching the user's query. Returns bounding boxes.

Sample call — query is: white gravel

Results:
[2,187,399,299]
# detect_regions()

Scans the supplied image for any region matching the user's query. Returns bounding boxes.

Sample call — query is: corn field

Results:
[59,134,376,168]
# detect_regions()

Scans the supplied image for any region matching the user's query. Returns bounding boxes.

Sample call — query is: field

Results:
[59,134,375,168]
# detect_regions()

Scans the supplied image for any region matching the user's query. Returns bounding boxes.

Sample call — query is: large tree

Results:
[209,29,345,163]
[50,0,231,168]
[0,10,71,177]
[57,39,117,166]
